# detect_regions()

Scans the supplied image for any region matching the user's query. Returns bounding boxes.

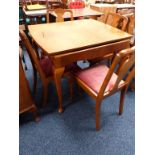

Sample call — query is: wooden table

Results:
[23,7,103,20]
[51,8,104,20]
[90,3,135,13]
[28,19,132,113]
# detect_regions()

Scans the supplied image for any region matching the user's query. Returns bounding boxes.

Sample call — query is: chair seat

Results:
[40,57,80,77]
[74,64,124,94]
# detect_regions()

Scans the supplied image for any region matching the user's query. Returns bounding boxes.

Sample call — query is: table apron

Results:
[51,39,130,68]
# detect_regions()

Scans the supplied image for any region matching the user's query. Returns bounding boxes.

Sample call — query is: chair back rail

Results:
[19,30,47,82]
[46,8,73,23]
[105,12,128,31]
[98,47,135,100]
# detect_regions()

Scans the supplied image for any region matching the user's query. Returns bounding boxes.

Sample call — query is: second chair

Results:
[19,29,79,108]
[72,47,135,131]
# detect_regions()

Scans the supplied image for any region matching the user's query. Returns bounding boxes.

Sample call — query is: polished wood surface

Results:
[23,7,47,16]
[28,19,132,113]
[90,3,135,10]
[73,47,135,130]
[28,19,132,55]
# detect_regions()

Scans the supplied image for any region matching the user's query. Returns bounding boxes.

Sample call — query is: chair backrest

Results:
[125,13,135,35]
[98,47,135,98]
[105,12,128,31]
[68,1,85,9]
[124,13,135,46]
[19,30,47,81]
[46,8,74,23]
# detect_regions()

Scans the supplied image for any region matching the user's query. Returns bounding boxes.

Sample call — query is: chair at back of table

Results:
[105,12,128,31]
[89,12,128,65]
[73,47,135,130]
[46,8,74,23]
[124,13,135,46]
[96,6,117,23]
[19,29,77,107]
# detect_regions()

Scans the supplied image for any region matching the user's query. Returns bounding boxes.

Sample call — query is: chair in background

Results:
[95,6,117,23]
[125,13,135,46]
[19,30,79,107]
[72,47,135,130]
[19,51,40,122]
[46,8,74,23]
[22,0,48,25]
[89,12,128,66]
[105,12,128,31]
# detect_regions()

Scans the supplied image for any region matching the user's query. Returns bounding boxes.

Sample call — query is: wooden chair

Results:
[73,47,135,131]
[19,52,40,122]
[46,8,74,23]
[126,13,135,46]
[89,12,128,66]
[105,12,128,31]
[19,29,79,107]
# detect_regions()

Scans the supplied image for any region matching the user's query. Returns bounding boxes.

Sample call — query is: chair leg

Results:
[33,68,37,96]
[119,88,127,115]
[95,100,102,131]
[30,105,40,122]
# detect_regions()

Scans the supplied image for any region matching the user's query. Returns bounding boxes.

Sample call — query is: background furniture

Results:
[73,47,135,130]
[46,8,74,22]
[19,52,39,121]
[89,12,128,65]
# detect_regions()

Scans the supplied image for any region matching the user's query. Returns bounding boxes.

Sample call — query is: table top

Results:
[23,8,47,16]
[52,8,103,18]
[90,3,135,9]
[26,4,47,10]
[23,7,103,17]
[28,19,132,55]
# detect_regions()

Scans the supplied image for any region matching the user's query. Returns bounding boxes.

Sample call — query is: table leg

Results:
[53,67,65,113]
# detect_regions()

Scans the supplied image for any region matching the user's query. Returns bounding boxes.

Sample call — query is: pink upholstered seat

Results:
[68,1,85,19]
[40,56,80,77]
[40,57,53,77]
[68,1,85,9]
[74,64,124,94]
